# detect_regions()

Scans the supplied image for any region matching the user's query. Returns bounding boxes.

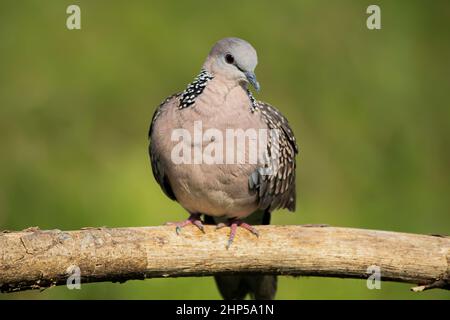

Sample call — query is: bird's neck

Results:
[178,69,249,115]
[203,75,248,107]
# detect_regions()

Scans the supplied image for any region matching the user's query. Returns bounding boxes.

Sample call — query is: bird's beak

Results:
[245,71,260,92]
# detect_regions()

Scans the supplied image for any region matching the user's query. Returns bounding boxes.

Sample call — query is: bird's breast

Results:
[154,86,267,217]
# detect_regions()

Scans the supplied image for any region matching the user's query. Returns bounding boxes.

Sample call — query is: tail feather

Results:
[204,210,277,300]
[214,274,277,300]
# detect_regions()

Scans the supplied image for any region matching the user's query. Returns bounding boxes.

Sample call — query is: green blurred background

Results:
[0,0,449,299]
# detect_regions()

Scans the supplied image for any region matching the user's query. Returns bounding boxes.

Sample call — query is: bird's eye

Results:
[225,54,235,64]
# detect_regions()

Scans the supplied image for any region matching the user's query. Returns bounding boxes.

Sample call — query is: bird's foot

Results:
[216,218,259,249]
[165,213,205,235]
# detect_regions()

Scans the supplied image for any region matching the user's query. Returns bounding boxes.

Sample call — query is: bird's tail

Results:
[213,274,277,300]
[204,210,277,300]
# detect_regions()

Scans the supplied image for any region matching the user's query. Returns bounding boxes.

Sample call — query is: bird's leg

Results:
[216,218,259,249]
[166,213,205,235]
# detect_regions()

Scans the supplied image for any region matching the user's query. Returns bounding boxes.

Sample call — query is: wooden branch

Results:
[0,225,449,293]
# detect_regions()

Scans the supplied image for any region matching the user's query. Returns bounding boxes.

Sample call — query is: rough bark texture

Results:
[0,225,449,293]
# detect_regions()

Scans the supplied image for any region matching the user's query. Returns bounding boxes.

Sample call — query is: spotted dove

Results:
[148,37,298,300]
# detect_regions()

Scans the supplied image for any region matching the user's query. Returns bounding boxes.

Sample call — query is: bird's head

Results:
[203,37,260,92]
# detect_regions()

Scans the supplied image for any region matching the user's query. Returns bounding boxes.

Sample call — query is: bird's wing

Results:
[249,101,299,212]
[148,93,180,201]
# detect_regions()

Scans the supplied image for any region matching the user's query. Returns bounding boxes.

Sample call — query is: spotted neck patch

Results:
[246,88,259,112]
[179,70,214,109]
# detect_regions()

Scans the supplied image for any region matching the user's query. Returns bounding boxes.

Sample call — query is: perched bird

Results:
[148,37,298,300]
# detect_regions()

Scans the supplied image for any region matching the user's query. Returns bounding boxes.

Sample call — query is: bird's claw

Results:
[216,219,259,249]
[166,214,205,234]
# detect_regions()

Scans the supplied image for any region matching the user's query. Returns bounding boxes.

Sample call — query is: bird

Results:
[148,37,298,300]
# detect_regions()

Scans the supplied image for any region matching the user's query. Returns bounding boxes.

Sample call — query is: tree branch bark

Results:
[0,225,449,293]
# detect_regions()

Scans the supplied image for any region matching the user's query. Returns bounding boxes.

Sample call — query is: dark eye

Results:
[225,54,235,64]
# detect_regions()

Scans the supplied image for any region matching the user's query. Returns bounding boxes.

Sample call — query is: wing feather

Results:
[249,101,299,212]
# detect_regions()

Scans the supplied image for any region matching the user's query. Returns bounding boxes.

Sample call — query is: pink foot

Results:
[166,213,205,235]
[216,218,259,249]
